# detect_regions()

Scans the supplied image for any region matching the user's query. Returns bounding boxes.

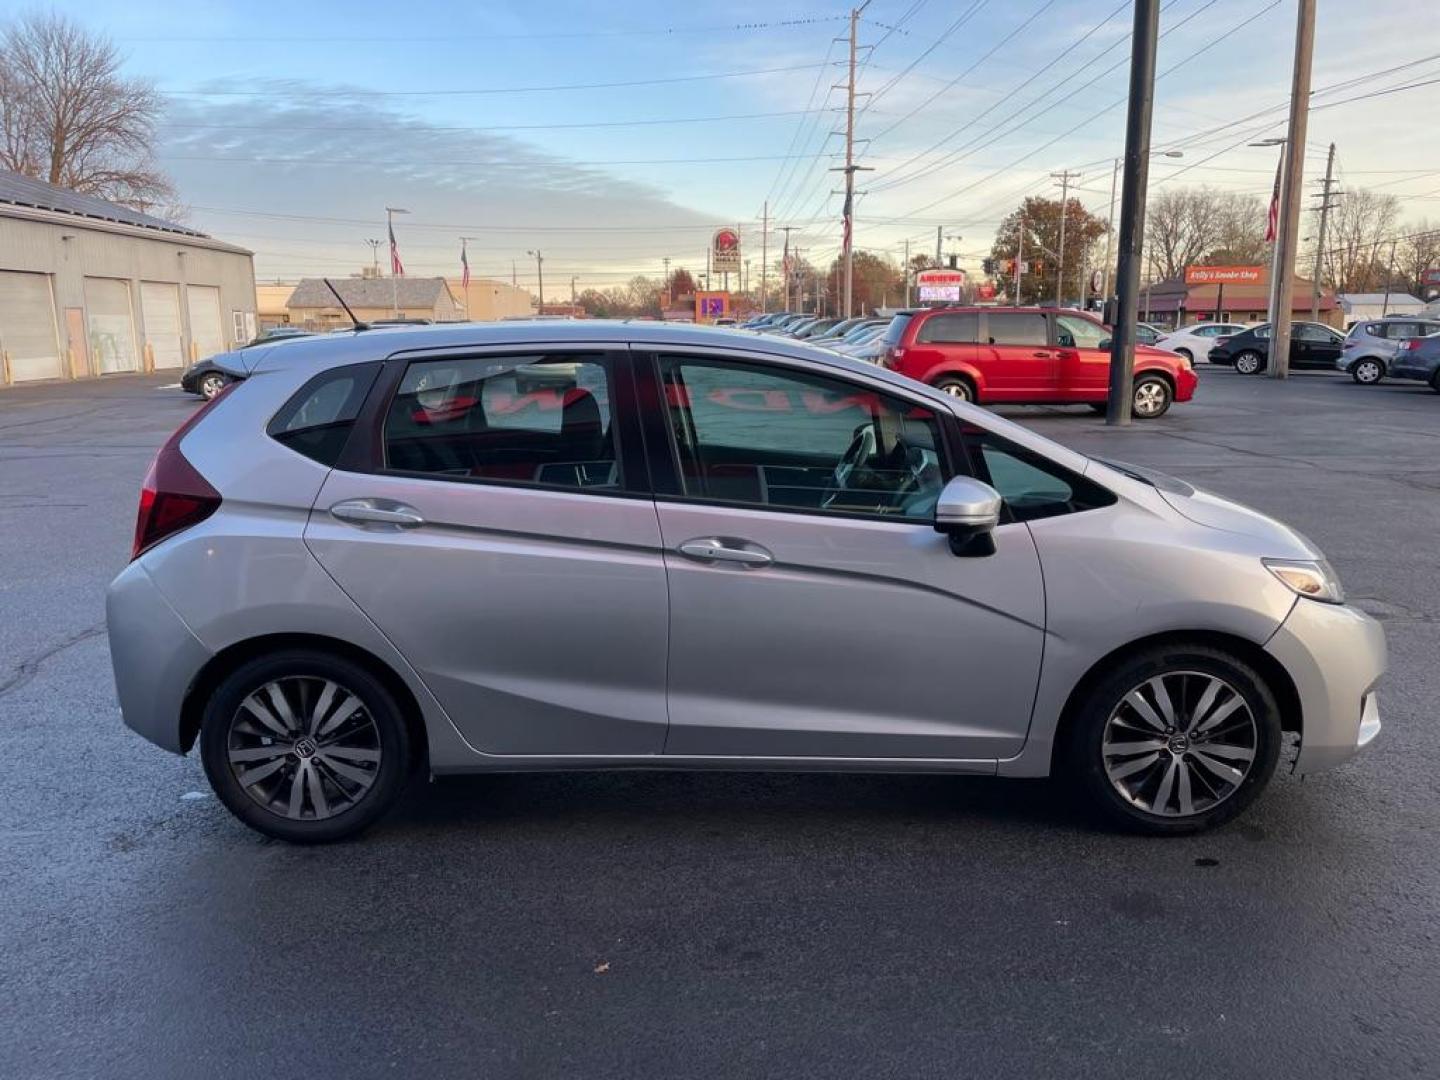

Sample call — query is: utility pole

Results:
[526,249,545,310]
[1311,142,1338,321]
[1014,214,1025,306]
[935,225,943,266]
[760,201,769,312]
[1382,238,1398,315]
[779,225,795,310]
[1105,0,1160,426]
[832,1,873,320]
[570,275,577,306]
[1268,0,1316,379]
[904,238,911,306]
[1052,170,1081,307]
[1101,158,1120,306]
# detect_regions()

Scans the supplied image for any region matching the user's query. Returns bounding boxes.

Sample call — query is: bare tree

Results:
[0,12,174,211]
[1323,189,1401,294]
[1396,221,1440,298]
[1145,188,1226,281]
[1205,193,1269,267]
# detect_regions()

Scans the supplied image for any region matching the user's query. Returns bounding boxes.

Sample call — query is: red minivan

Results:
[880,307,1197,418]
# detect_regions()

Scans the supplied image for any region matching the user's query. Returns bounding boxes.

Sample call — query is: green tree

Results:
[991,196,1108,305]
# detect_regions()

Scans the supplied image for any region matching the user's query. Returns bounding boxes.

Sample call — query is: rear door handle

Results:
[1032,350,1054,358]
[677,537,773,568]
[329,498,425,529]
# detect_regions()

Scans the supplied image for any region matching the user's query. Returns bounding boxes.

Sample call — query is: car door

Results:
[304,346,671,758]
[1293,323,1343,368]
[636,347,1045,762]
[978,310,1055,398]
[1053,313,1113,400]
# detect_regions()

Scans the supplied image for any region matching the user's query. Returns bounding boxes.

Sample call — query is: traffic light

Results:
[982,258,997,276]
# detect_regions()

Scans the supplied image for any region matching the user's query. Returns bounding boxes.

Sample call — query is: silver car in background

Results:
[1337,316,1440,384]
[107,322,1385,843]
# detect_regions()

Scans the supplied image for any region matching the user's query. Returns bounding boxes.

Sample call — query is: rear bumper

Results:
[1389,359,1436,382]
[106,560,212,754]
[1265,598,1386,775]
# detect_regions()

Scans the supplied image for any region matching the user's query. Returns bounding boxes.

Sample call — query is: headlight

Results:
[1263,558,1344,604]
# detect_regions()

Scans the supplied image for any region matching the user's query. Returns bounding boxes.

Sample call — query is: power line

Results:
[158,107,834,135]
[160,153,839,168]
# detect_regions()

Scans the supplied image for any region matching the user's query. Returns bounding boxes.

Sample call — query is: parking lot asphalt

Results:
[2,366,1438,1079]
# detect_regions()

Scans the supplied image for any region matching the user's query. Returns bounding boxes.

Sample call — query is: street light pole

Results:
[1105,0,1160,426]
[364,238,381,278]
[526,249,544,311]
[1052,170,1081,306]
[1100,159,1120,306]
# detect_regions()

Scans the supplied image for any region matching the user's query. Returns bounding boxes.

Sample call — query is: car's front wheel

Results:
[1175,347,1193,363]
[1131,374,1173,418]
[198,372,229,400]
[200,650,413,843]
[1233,351,1263,375]
[1064,644,1282,834]
[1351,358,1384,385]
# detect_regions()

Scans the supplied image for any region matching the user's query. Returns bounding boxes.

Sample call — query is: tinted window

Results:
[916,312,979,344]
[1055,315,1108,349]
[384,353,621,490]
[659,356,946,521]
[268,363,378,466]
[882,314,912,348]
[959,425,1117,523]
[1253,325,1272,339]
[1383,322,1421,339]
[986,312,1049,347]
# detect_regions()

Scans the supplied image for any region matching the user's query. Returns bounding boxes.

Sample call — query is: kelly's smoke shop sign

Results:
[1184,265,1266,285]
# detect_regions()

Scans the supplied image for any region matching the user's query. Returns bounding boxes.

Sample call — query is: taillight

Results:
[1404,338,1423,352]
[883,345,904,369]
[131,390,228,559]
[1213,336,1230,348]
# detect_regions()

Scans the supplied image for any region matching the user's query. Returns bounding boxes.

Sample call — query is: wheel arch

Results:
[1049,629,1302,772]
[1132,366,1176,392]
[179,632,429,771]
[925,365,981,398]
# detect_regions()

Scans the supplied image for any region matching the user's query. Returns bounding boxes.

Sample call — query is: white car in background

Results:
[1155,322,1252,364]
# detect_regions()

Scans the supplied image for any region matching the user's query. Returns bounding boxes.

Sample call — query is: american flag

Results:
[841,189,853,253]
[389,219,405,276]
[460,239,470,288]
[1264,156,1282,243]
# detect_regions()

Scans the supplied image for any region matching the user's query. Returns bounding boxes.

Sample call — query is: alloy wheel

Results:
[1234,352,1262,375]
[936,380,972,401]
[1101,671,1258,818]
[1354,359,1382,384]
[225,676,382,821]
[1132,380,1169,418]
[200,373,227,399]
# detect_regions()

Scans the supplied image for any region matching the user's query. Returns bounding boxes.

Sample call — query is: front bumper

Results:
[1265,598,1386,774]
[106,559,213,754]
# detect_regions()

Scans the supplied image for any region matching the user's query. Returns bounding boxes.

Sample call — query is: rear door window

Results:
[916,312,979,344]
[881,314,912,349]
[1383,322,1421,339]
[985,312,1049,346]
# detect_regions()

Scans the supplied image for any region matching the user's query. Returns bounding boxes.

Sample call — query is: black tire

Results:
[1430,370,1440,394]
[200,650,413,843]
[1062,643,1282,835]
[1233,350,1263,375]
[932,374,976,403]
[198,372,229,400]
[1131,374,1174,418]
[1175,347,1193,363]
[1350,358,1384,385]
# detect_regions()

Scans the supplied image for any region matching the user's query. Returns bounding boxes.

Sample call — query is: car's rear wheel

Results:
[1131,375,1173,418]
[200,650,412,843]
[1233,351,1263,375]
[932,375,975,402]
[1063,644,1282,834]
[198,372,229,400]
[1351,358,1384,385]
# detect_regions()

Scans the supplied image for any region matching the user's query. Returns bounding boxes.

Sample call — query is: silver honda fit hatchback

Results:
[107,322,1385,842]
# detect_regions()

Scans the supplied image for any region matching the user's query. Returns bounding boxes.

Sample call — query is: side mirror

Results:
[933,476,1003,557]
[1098,338,1112,351]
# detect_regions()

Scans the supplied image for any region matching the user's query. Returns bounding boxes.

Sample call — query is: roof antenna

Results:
[323,278,369,331]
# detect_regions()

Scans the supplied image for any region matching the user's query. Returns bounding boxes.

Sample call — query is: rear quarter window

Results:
[267,363,379,466]
[881,314,912,348]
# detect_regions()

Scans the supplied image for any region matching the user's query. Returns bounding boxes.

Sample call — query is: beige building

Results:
[286,277,463,328]
[0,169,256,386]
[445,277,535,320]
[256,283,297,328]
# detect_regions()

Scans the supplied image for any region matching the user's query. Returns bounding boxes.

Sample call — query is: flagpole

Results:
[386,206,410,317]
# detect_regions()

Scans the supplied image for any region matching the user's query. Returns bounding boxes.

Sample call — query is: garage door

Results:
[0,271,63,382]
[140,282,184,370]
[186,285,225,362]
[84,277,139,374]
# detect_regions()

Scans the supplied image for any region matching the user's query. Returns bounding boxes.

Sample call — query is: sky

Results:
[8,0,1437,294]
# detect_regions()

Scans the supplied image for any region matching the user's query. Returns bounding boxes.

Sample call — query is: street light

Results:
[1101,150,1182,307]
[526,249,544,311]
[385,206,409,317]
[363,238,381,277]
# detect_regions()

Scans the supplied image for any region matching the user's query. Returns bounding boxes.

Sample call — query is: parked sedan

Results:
[108,321,1383,842]
[1155,322,1251,364]
[1209,322,1345,374]
[1387,333,1440,391]
[1336,317,1440,384]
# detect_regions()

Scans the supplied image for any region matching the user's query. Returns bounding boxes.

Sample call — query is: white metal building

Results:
[1337,292,1425,324]
[0,169,256,387]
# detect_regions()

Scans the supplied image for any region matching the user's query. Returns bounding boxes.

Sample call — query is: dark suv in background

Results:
[880,307,1197,418]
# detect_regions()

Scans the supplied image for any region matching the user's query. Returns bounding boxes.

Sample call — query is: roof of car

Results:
[237,318,899,383]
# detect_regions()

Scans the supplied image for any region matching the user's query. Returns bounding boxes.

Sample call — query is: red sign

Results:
[1184,265,1265,285]
[712,228,740,273]
[915,269,967,286]
[976,283,997,300]
[1421,268,1440,286]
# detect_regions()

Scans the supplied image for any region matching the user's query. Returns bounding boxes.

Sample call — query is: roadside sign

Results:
[916,268,966,302]
[712,228,741,273]
[1184,265,1265,285]
[1089,269,1103,294]
[1421,268,1440,286]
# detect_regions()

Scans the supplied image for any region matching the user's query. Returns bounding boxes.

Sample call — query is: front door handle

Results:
[677,537,773,568]
[329,498,425,529]
[1032,350,1054,358]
